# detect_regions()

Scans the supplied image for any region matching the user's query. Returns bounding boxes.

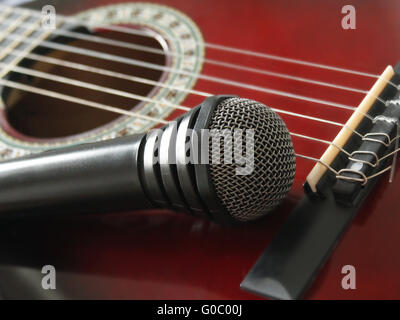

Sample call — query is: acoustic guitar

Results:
[0,0,399,300]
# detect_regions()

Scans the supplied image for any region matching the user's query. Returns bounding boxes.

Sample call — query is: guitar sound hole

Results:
[3,29,166,139]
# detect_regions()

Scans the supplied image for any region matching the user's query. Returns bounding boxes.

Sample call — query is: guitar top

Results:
[0,0,399,299]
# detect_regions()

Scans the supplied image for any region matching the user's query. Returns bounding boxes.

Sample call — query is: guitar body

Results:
[0,0,399,299]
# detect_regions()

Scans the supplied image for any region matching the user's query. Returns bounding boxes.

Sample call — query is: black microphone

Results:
[0,95,296,224]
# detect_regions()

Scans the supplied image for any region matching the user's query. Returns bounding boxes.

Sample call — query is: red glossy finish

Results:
[3,0,400,299]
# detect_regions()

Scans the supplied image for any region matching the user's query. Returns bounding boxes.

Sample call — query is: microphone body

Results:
[0,96,296,224]
[0,96,231,223]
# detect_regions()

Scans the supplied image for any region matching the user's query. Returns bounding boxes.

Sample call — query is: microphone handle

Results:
[0,96,233,222]
[0,134,155,217]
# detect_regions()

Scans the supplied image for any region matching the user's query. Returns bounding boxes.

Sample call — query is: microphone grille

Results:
[208,97,296,222]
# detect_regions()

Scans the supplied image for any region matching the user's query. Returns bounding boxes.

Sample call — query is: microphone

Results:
[0,95,296,224]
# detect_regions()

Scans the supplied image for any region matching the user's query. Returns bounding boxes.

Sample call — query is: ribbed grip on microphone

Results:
[138,95,296,224]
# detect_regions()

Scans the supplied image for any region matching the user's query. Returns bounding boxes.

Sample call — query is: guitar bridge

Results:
[305,63,400,207]
[241,63,400,300]
[334,102,400,205]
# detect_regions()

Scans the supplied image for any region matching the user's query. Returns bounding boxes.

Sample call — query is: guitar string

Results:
[0,5,392,136]
[1,48,374,127]
[0,11,389,118]
[2,58,393,175]
[3,17,346,131]
[44,6,397,185]
[0,77,170,123]
[7,49,212,98]
[0,49,379,140]
[0,31,384,138]
[0,27,388,128]
[6,45,384,139]
[0,13,388,106]
[0,29,360,112]
[0,16,388,136]
[0,21,351,129]
[314,156,394,183]
[32,6,400,181]
[0,8,397,182]
[3,75,371,178]
[0,20,387,163]
[0,76,345,166]
[0,35,354,160]
[0,65,396,181]
[0,61,191,111]
[1,19,377,98]
[0,7,14,36]
[3,3,398,89]
[0,60,347,134]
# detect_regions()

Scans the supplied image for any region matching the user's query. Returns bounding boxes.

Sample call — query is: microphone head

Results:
[155,95,296,224]
[204,97,295,222]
